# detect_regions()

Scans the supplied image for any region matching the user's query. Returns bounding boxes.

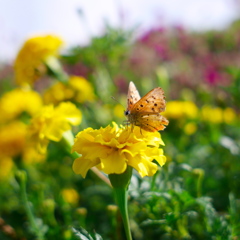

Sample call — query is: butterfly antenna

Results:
[111,96,125,109]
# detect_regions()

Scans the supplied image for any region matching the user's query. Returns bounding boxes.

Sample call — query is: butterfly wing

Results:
[138,113,169,132]
[130,87,169,132]
[131,87,166,113]
[127,81,141,111]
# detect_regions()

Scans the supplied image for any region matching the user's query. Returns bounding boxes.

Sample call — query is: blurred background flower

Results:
[163,101,199,120]
[0,88,43,123]
[14,35,63,86]
[28,102,82,153]
[43,75,96,105]
[0,121,26,158]
[61,188,80,205]
[0,157,14,181]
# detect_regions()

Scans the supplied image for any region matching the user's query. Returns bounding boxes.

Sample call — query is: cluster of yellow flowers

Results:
[201,105,236,124]
[163,100,237,125]
[0,120,43,179]
[43,76,96,105]
[161,100,237,136]
[2,34,238,184]
[0,35,95,180]
[163,101,198,119]
[2,34,167,183]
[0,99,82,170]
[0,90,48,166]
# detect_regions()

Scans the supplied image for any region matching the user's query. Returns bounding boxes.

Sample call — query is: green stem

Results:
[61,130,75,152]
[193,168,204,198]
[150,170,158,191]
[113,187,132,240]
[16,171,45,240]
[109,167,133,240]
[45,56,68,84]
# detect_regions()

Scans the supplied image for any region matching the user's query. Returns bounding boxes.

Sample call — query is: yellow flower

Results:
[28,102,82,153]
[201,106,223,124]
[43,82,74,105]
[22,144,46,164]
[14,35,63,86]
[0,121,27,158]
[184,122,197,135]
[69,76,95,103]
[201,106,237,124]
[223,108,236,124]
[61,188,80,205]
[0,88,43,123]
[43,76,95,105]
[72,122,166,178]
[0,157,14,181]
[163,101,198,119]
[0,121,46,164]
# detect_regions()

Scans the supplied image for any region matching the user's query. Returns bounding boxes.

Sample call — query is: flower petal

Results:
[73,157,99,178]
[98,149,127,174]
[71,122,167,178]
[127,154,158,177]
[55,102,82,125]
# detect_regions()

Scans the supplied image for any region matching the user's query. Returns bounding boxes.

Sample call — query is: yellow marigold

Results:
[0,157,14,181]
[184,122,197,135]
[43,82,74,105]
[223,108,236,124]
[72,122,166,178]
[69,76,95,103]
[61,188,80,205]
[201,106,223,124]
[0,88,42,123]
[43,76,95,105]
[201,106,237,124]
[0,121,27,158]
[28,102,82,153]
[22,144,46,164]
[163,101,198,119]
[14,35,63,86]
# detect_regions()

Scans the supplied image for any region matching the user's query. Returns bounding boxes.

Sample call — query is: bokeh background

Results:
[0,1,240,239]
[1,0,240,61]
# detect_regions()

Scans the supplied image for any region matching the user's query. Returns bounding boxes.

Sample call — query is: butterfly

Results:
[124,81,169,132]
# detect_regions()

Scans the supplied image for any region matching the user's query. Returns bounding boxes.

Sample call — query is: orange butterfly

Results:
[124,81,169,132]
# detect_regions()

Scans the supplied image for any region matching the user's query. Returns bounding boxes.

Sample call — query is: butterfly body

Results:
[125,82,169,132]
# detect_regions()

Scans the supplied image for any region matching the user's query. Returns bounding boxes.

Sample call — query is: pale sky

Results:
[0,0,239,62]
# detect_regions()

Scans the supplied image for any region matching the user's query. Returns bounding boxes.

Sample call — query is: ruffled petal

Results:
[72,122,166,178]
[72,157,99,178]
[98,149,127,174]
[152,148,167,166]
[127,154,158,177]
[55,102,82,125]
[44,120,70,141]
[121,142,147,157]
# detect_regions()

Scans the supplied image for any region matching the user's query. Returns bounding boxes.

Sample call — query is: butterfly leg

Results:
[123,120,130,125]
[131,124,134,132]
